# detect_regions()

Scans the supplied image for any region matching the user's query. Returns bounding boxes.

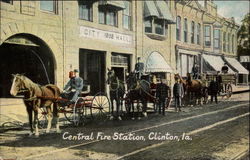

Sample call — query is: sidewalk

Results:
[232,84,250,93]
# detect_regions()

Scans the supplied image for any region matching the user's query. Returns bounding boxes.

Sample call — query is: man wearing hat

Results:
[156,76,170,115]
[62,69,84,104]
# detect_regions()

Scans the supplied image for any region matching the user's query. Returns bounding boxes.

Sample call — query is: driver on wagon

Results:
[62,69,83,105]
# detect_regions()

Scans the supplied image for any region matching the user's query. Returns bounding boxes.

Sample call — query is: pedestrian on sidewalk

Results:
[173,78,184,112]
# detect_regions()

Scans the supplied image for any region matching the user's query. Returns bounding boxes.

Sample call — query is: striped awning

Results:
[202,54,234,74]
[145,52,173,73]
[155,1,175,24]
[144,1,160,18]
[99,0,125,10]
[224,57,249,74]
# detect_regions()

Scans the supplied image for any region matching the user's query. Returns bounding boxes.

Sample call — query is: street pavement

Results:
[0,91,249,160]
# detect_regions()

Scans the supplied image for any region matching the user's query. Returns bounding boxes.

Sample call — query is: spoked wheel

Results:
[226,84,233,98]
[38,107,48,129]
[64,98,85,126]
[90,92,110,121]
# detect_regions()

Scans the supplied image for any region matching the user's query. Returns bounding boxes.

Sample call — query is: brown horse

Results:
[174,73,208,105]
[10,74,61,136]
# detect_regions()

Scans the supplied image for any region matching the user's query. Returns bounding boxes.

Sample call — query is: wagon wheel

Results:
[90,92,110,121]
[64,98,85,126]
[226,84,233,98]
[38,107,48,129]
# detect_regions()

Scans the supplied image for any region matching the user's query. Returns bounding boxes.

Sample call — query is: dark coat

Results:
[173,83,184,97]
[209,80,219,94]
[64,77,84,92]
[156,83,170,100]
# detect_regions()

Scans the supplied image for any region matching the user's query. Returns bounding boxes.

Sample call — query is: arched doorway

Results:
[0,34,56,98]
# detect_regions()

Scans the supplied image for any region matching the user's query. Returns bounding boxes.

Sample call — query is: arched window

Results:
[232,35,235,53]
[197,23,201,45]
[176,16,181,41]
[191,21,195,43]
[184,18,188,42]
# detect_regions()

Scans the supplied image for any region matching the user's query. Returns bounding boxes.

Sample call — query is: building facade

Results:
[0,0,176,97]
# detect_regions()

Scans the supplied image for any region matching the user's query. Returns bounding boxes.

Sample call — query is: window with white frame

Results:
[191,21,195,44]
[144,17,166,36]
[145,17,153,33]
[214,29,220,49]
[197,23,201,45]
[228,33,230,53]
[98,6,118,26]
[123,0,132,30]
[232,35,235,53]
[40,0,57,13]
[184,18,188,42]
[223,32,226,52]
[176,16,181,41]
[204,25,211,47]
[79,1,93,21]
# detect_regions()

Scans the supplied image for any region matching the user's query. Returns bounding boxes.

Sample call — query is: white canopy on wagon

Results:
[145,52,173,73]
[202,54,234,74]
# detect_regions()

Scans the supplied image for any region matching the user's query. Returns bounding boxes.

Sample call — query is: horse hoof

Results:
[138,117,141,120]
[110,116,114,120]
[35,133,39,137]
[118,116,122,121]
[143,112,147,117]
[56,129,61,133]
[46,130,50,133]
[28,132,34,137]
[132,117,135,120]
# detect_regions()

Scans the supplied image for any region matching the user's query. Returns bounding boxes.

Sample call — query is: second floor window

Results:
[228,33,230,52]
[223,32,226,52]
[232,35,235,53]
[176,16,181,41]
[99,6,117,26]
[40,0,56,13]
[155,19,165,35]
[184,18,188,42]
[197,23,201,45]
[214,29,220,49]
[1,0,12,4]
[123,0,132,30]
[191,21,195,44]
[79,1,93,21]
[204,25,211,47]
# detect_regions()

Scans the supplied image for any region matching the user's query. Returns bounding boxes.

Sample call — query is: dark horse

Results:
[126,72,150,119]
[10,74,61,136]
[107,69,125,120]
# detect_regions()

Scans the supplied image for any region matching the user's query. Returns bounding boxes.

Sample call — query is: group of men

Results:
[154,76,184,115]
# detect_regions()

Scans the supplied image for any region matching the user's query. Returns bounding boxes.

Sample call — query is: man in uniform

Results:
[192,63,199,79]
[135,57,144,80]
[173,78,184,112]
[62,69,84,104]
[209,76,219,104]
[221,63,229,74]
[156,77,170,115]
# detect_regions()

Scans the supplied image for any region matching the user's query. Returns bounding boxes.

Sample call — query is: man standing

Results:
[209,76,219,104]
[221,63,229,74]
[192,63,199,79]
[156,77,170,115]
[62,69,84,104]
[173,79,184,112]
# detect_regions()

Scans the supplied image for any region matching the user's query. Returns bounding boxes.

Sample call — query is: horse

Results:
[126,72,150,119]
[174,73,208,106]
[10,74,61,136]
[107,69,125,120]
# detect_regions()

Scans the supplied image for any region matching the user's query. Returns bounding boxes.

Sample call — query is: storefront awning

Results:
[144,1,160,18]
[224,57,249,74]
[202,54,234,73]
[99,0,125,10]
[145,52,173,73]
[155,1,175,24]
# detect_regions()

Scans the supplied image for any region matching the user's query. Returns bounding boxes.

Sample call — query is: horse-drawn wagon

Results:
[10,74,110,136]
[205,73,236,98]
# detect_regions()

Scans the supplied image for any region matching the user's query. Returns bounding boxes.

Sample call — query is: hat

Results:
[73,69,79,73]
